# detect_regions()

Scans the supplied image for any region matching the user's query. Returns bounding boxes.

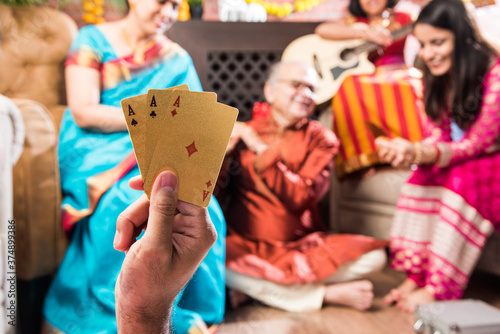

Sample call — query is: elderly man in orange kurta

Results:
[221,61,387,312]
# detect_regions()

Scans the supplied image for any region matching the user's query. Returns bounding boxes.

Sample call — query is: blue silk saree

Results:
[43,25,225,334]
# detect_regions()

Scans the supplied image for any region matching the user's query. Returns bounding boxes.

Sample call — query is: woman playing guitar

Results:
[315,0,413,66]
[311,0,425,178]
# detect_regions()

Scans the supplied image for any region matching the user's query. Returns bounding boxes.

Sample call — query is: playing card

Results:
[145,85,189,178]
[145,87,217,179]
[122,84,189,180]
[144,91,238,207]
[121,94,148,178]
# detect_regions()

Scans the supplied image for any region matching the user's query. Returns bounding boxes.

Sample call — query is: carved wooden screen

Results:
[206,50,282,121]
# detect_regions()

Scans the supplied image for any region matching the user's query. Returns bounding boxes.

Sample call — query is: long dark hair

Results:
[349,0,398,18]
[415,0,497,129]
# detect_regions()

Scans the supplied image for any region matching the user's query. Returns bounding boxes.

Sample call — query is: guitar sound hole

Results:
[340,49,355,61]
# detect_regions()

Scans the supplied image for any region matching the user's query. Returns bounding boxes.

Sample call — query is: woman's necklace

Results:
[122,25,138,54]
[369,9,392,28]
[121,25,157,63]
[381,9,391,28]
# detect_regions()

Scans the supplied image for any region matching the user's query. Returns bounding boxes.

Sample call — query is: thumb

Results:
[143,170,178,249]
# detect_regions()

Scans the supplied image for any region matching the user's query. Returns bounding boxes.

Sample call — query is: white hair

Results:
[265,61,317,87]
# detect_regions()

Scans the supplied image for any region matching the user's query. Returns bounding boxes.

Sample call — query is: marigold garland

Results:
[178,0,191,21]
[82,0,105,24]
[245,0,325,17]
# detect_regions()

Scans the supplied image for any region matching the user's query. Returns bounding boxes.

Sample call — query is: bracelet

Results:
[412,142,423,165]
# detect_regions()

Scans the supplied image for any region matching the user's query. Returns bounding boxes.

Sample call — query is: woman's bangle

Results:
[412,142,423,165]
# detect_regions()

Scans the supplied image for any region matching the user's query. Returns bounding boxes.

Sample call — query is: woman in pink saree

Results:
[375,0,500,313]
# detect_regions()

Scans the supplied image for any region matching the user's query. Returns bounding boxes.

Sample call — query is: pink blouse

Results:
[422,58,500,167]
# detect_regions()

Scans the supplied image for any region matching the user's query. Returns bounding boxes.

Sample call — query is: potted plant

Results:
[188,0,203,19]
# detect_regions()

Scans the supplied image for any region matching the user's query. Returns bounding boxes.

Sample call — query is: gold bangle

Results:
[412,142,423,165]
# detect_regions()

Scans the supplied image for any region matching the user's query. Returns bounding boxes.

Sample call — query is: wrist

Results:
[117,309,172,334]
[421,143,439,165]
[116,299,173,334]
[430,145,440,165]
[412,142,423,165]
[357,25,370,39]
[432,143,443,166]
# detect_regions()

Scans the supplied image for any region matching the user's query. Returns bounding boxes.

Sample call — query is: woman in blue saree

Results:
[43,1,225,333]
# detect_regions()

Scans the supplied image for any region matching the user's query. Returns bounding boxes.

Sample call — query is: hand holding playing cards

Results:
[114,171,217,333]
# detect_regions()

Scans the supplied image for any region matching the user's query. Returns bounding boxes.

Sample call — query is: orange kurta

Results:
[223,116,387,284]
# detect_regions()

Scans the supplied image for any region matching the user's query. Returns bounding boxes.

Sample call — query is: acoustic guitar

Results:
[281,23,413,105]
[281,0,496,105]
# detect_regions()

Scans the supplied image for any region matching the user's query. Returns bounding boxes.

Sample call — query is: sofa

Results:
[0,4,77,333]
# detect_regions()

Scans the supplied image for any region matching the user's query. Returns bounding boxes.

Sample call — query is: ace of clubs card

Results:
[122,84,189,180]
[121,93,148,179]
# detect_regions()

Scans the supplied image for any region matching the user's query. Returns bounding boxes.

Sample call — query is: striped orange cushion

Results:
[332,67,426,178]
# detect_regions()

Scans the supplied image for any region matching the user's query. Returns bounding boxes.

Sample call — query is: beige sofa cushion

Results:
[0,5,77,113]
[330,167,411,239]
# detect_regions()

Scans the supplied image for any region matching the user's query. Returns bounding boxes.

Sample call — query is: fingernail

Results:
[113,230,120,247]
[160,171,177,192]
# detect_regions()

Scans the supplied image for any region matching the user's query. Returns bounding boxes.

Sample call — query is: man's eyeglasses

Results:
[279,79,316,94]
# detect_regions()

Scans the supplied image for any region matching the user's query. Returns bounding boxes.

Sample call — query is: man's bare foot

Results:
[324,280,374,311]
[383,278,418,305]
[397,287,436,313]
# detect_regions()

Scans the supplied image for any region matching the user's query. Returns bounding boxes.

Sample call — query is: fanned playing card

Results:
[121,86,238,208]
[145,88,217,180]
[122,84,188,180]
[145,85,188,179]
[121,94,148,178]
[144,90,238,207]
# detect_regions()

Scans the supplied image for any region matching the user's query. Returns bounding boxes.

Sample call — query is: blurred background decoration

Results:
[244,0,325,18]
[188,0,203,18]
[81,0,105,23]
[205,0,348,22]
[81,0,126,23]
[178,0,191,21]
[0,0,50,4]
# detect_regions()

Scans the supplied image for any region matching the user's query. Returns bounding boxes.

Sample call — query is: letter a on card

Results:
[121,94,148,179]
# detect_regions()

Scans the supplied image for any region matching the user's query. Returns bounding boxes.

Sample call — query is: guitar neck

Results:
[351,24,414,56]
[352,0,496,56]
